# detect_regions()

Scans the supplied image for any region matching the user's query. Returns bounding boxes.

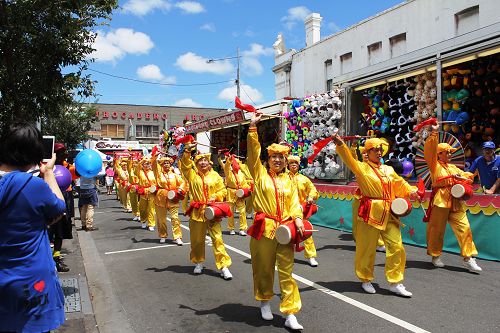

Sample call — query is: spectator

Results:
[0,122,66,332]
[105,162,115,195]
[469,141,500,194]
[79,173,102,231]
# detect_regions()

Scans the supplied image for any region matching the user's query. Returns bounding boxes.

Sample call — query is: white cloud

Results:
[244,29,256,37]
[136,64,176,84]
[218,84,263,103]
[327,21,341,33]
[123,0,172,16]
[173,98,202,107]
[281,6,311,30]
[243,43,273,57]
[200,23,216,32]
[241,43,273,76]
[175,52,234,75]
[91,29,154,63]
[175,1,204,14]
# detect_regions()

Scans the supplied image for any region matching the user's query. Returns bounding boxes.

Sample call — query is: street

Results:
[76,193,500,333]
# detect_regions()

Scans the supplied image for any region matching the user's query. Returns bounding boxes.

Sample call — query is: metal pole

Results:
[236,47,241,157]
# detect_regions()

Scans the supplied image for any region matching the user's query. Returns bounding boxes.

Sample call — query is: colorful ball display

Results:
[75,149,102,178]
[53,165,72,190]
[402,159,414,178]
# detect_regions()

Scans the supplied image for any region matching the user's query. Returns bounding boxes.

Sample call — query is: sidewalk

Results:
[54,215,98,332]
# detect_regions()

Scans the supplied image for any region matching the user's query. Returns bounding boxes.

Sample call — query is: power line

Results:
[87,69,235,87]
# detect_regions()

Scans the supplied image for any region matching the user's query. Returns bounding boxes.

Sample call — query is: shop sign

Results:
[185,110,244,133]
[95,111,168,121]
[93,140,141,149]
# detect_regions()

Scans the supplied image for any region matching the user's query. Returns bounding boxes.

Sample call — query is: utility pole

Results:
[236,47,242,157]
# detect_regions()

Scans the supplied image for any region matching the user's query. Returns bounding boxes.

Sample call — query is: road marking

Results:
[180,224,429,333]
[105,243,190,255]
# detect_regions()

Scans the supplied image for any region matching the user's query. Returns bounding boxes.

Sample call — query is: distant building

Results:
[89,103,224,144]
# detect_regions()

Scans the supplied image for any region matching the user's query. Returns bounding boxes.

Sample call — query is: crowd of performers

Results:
[109,113,485,331]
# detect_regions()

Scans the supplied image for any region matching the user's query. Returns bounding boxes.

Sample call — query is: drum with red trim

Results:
[275,219,313,245]
[167,189,186,201]
[451,183,473,200]
[301,203,318,219]
[149,185,157,194]
[204,202,232,220]
[236,188,252,199]
[136,186,145,195]
[390,198,412,217]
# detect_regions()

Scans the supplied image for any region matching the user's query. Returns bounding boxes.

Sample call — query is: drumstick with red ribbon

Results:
[412,117,457,132]
[416,177,427,214]
[175,135,217,149]
[235,96,285,118]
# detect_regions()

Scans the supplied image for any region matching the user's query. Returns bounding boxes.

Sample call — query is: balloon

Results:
[75,149,102,178]
[402,159,414,177]
[106,155,112,160]
[53,165,72,190]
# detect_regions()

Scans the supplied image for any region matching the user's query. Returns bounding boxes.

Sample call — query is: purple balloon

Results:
[54,165,72,190]
[402,159,414,177]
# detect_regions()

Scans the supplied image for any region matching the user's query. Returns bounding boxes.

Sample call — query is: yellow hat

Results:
[287,155,300,163]
[364,138,388,151]
[267,143,290,156]
[194,153,211,163]
[159,156,174,163]
[437,143,458,154]
[140,157,152,164]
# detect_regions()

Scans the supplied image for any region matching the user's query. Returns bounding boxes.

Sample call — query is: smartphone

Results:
[42,136,55,162]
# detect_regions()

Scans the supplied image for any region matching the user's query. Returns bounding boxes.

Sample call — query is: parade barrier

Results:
[309,182,500,261]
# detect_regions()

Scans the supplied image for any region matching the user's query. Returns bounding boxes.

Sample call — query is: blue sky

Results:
[88,0,402,109]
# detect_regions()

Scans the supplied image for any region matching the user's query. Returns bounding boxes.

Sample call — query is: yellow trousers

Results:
[139,196,156,227]
[427,206,478,258]
[228,199,248,231]
[355,217,406,284]
[250,236,301,315]
[182,194,189,214]
[80,204,94,229]
[118,187,131,211]
[245,196,253,215]
[156,206,182,240]
[303,236,317,259]
[129,192,140,217]
[352,199,384,246]
[189,219,232,269]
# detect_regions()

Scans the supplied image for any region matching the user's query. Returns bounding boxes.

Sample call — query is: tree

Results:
[0,0,118,131]
[41,104,97,149]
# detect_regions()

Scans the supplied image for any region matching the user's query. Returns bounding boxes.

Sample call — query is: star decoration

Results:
[339,217,344,225]
[408,227,415,238]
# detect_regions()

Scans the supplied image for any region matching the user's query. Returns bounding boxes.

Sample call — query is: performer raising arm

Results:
[246,112,304,330]
[423,124,481,272]
[332,133,419,297]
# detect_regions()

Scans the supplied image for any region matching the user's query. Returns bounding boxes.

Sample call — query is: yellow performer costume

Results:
[127,158,141,221]
[241,162,255,217]
[335,137,416,296]
[152,154,186,243]
[179,149,232,277]
[246,127,303,318]
[287,155,319,264]
[423,129,481,272]
[222,155,251,234]
[115,158,131,212]
[136,157,156,229]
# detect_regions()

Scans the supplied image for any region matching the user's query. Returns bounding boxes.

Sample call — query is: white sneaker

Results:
[361,282,376,294]
[229,230,236,235]
[141,223,147,229]
[159,238,166,243]
[463,257,482,273]
[148,226,155,231]
[284,314,303,330]
[376,246,386,252]
[432,256,445,268]
[246,214,253,219]
[389,283,412,297]
[193,263,204,274]
[220,267,233,280]
[133,216,140,221]
[307,258,318,267]
[175,238,184,246]
[239,230,247,236]
[260,301,273,321]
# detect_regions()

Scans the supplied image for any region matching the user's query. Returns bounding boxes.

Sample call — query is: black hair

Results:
[0,122,44,167]
[385,158,403,175]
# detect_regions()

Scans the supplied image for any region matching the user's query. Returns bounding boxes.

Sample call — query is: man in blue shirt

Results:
[469,141,499,194]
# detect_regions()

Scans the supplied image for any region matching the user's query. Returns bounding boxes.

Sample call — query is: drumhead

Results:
[391,198,410,216]
[167,190,176,200]
[236,189,244,198]
[450,184,465,198]
[275,225,292,245]
[204,207,215,220]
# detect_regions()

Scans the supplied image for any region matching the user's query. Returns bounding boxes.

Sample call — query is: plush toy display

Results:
[284,89,344,179]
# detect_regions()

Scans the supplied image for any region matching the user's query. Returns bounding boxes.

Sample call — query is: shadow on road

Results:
[145,265,223,279]
[178,303,285,328]
[131,237,164,244]
[314,280,382,294]
[338,233,354,242]
[315,244,356,252]
[398,259,470,273]
[120,226,145,231]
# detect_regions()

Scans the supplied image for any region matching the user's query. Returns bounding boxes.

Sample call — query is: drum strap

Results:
[358,165,391,223]
[185,201,205,217]
[247,212,282,240]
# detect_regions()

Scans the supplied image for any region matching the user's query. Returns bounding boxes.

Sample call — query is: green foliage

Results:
[42,104,97,149]
[0,0,118,131]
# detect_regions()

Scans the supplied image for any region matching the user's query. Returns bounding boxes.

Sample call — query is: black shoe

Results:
[54,257,70,272]
[85,226,99,232]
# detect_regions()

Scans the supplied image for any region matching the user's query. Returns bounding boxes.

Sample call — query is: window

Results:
[455,6,479,36]
[101,124,125,138]
[389,33,406,58]
[340,52,352,74]
[136,125,159,138]
[368,41,382,65]
[325,59,333,91]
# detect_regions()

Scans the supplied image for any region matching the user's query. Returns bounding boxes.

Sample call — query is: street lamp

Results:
[207,48,243,155]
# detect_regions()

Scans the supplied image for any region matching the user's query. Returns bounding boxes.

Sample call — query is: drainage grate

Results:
[60,277,81,313]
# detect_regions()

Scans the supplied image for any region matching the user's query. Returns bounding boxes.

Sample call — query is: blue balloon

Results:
[75,149,102,178]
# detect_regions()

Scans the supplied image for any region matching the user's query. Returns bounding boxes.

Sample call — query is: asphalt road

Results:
[79,193,500,333]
